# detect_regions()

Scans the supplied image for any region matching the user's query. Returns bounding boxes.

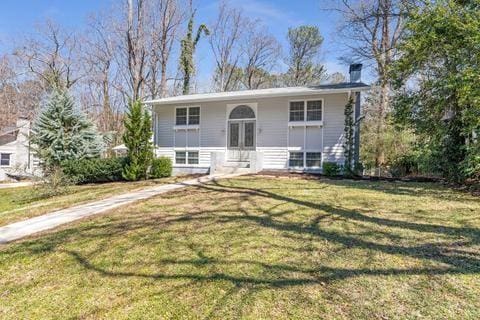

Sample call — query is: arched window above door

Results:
[229,105,255,119]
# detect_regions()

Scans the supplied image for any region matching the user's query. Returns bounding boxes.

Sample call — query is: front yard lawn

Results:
[0,175,198,227]
[1,175,479,319]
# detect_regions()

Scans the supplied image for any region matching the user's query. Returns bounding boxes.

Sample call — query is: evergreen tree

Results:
[179,9,209,95]
[122,100,153,181]
[343,97,355,175]
[284,26,326,86]
[31,90,104,168]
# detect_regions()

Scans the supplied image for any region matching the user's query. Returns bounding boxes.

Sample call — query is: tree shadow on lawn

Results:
[286,176,474,201]
[2,177,480,313]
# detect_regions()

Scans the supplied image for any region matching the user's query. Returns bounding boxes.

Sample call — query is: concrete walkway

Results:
[0,181,34,189]
[0,174,238,244]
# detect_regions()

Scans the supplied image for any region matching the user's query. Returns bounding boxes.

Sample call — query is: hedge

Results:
[61,157,127,184]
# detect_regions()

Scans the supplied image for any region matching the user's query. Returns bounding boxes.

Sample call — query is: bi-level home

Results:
[146,64,369,175]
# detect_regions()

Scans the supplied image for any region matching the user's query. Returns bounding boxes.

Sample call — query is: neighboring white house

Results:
[146,64,369,175]
[0,118,39,181]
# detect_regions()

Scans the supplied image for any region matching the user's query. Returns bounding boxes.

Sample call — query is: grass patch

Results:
[1,175,479,319]
[0,175,200,226]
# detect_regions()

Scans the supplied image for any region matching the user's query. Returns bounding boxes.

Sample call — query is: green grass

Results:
[0,175,197,226]
[1,175,479,319]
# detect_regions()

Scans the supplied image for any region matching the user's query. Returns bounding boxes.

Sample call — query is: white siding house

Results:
[147,67,369,175]
[0,118,39,181]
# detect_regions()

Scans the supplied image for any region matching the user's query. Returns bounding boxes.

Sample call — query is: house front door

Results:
[227,120,256,161]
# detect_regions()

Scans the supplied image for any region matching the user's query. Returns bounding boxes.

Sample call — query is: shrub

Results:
[61,157,127,184]
[150,157,172,178]
[323,162,341,177]
[390,154,418,178]
[23,167,72,202]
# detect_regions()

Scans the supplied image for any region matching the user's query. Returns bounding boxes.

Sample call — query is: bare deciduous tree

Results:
[0,55,43,130]
[14,20,81,91]
[148,0,183,99]
[242,26,281,89]
[209,1,249,92]
[334,0,414,166]
[80,12,125,148]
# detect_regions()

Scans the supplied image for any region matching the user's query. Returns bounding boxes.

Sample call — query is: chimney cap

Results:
[349,63,363,72]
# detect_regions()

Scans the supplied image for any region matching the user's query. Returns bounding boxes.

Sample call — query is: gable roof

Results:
[145,82,370,105]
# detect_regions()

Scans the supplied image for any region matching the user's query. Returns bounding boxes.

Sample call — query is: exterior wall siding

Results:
[152,92,349,172]
[322,93,349,163]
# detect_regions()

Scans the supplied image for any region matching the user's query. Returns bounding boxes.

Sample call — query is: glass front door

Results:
[228,120,256,161]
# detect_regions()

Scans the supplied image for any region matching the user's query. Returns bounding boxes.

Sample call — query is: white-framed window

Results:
[288,152,304,167]
[176,106,200,125]
[175,151,186,164]
[0,153,11,166]
[306,152,322,167]
[289,101,304,121]
[307,100,322,121]
[175,151,199,165]
[289,151,322,168]
[289,100,323,122]
[187,151,199,164]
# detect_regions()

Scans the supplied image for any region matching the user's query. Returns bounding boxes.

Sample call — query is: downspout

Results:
[354,91,361,167]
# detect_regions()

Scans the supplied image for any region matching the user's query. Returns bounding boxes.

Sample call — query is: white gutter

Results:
[145,86,370,106]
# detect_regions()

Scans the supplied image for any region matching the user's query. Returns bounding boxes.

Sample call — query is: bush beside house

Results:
[322,162,341,177]
[150,157,172,178]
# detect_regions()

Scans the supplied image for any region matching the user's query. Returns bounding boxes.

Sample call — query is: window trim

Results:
[306,152,322,168]
[174,149,200,167]
[187,151,199,165]
[288,151,304,168]
[288,150,323,169]
[0,153,11,167]
[288,101,305,122]
[288,98,324,127]
[174,106,201,128]
[175,151,187,165]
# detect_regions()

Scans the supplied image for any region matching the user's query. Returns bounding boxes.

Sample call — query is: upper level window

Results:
[0,153,11,166]
[176,108,187,125]
[290,100,323,122]
[176,107,200,125]
[307,100,322,121]
[289,101,304,121]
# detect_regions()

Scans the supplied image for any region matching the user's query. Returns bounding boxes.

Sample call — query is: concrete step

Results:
[223,161,250,168]
[212,167,251,175]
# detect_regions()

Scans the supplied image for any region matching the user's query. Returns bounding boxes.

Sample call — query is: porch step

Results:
[223,161,250,168]
[213,167,251,174]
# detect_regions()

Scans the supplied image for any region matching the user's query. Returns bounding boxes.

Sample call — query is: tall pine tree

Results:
[31,90,104,168]
[122,100,153,181]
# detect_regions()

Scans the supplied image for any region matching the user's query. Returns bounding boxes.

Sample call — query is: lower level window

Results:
[289,152,304,167]
[306,152,322,167]
[175,151,199,165]
[0,153,11,166]
[175,151,186,164]
[187,151,199,164]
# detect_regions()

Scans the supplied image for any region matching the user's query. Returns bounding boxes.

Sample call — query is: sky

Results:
[0,0,372,90]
